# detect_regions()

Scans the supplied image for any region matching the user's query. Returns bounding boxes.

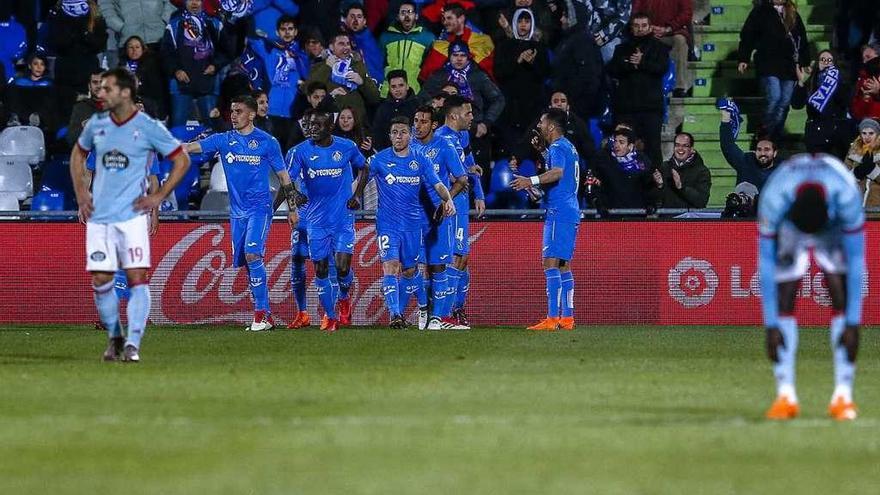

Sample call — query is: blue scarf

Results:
[807,66,839,113]
[271,40,302,87]
[220,0,253,19]
[125,59,139,74]
[444,61,473,100]
[62,0,89,17]
[716,97,744,139]
[330,57,359,91]
[239,44,264,89]
[613,149,646,176]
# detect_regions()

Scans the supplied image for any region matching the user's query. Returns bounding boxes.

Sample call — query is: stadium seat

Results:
[209,162,228,192]
[31,190,65,211]
[200,190,230,212]
[0,156,34,200]
[0,126,46,165]
[0,192,20,211]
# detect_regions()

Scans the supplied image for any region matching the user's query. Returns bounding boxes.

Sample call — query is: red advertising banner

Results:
[1,221,874,326]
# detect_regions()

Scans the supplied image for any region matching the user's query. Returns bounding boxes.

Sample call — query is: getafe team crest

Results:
[332,151,343,162]
[248,140,258,149]
[409,160,419,171]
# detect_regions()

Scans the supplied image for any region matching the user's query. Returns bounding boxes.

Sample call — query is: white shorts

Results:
[774,223,846,283]
[86,215,151,272]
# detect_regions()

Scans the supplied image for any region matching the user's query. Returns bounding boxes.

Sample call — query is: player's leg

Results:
[450,213,471,325]
[327,251,339,322]
[377,230,406,328]
[243,211,273,331]
[309,229,339,330]
[288,228,310,328]
[824,269,859,420]
[334,223,356,325]
[399,265,418,317]
[117,215,152,362]
[559,260,575,330]
[87,221,125,359]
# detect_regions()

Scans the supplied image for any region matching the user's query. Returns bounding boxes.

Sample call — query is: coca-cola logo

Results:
[668,257,718,308]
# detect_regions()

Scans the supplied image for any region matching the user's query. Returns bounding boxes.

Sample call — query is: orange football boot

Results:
[765,396,800,420]
[337,298,352,326]
[828,397,858,421]
[527,317,560,331]
[287,311,310,329]
[558,317,575,330]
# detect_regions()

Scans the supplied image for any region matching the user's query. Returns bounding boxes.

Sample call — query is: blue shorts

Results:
[423,216,454,265]
[230,210,272,267]
[378,229,422,269]
[454,214,470,256]
[308,222,355,261]
[542,219,578,261]
[290,226,309,258]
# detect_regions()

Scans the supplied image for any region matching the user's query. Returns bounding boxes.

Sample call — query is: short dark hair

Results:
[631,12,651,23]
[789,183,828,233]
[231,94,258,112]
[753,135,777,150]
[399,1,418,12]
[542,108,568,133]
[612,128,636,144]
[306,81,328,95]
[387,69,408,84]
[442,2,467,18]
[330,31,351,44]
[390,115,411,128]
[414,104,440,124]
[345,3,365,16]
[277,14,297,30]
[441,94,469,113]
[251,89,268,99]
[102,67,138,98]
[676,132,694,147]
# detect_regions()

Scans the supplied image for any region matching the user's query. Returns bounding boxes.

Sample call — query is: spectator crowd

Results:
[1,0,880,213]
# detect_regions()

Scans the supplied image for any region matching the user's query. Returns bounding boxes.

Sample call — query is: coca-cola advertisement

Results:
[1,221,875,326]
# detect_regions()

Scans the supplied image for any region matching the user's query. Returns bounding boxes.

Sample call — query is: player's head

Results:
[276,14,297,42]
[230,95,257,130]
[754,137,777,167]
[413,105,438,141]
[441,94,473,132]
[100,67,138,110]
[538,108,567,142]
[788,182,829,234]
[251,89,269,117]
[610,129,636,157]
[389,116,412,152]
[306,109,334,142]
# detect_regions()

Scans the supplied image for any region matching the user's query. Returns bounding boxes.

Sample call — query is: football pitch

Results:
[1,325,878,494]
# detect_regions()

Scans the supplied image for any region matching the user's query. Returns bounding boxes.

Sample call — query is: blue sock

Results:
[830,314,855,400]
[126,284,151,349]
[247,258,270,312]
[315,276,337,319]
[291,258,307,312]
[399,274,415,314]
[114,269,130,301]
[453,269,469,311]
[430,271,449,318]
[382,275,400,317]
[545,268,562,318]
[338,269,354,301]
[93,280,121,338]
[560,271,574,317]
[445,267,461,316]
[418,272,429,308]
[775,316,799,399]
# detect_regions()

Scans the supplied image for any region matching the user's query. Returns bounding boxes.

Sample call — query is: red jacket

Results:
[851,70,880,120]
[633,0,692,42]
[418,26,495,81]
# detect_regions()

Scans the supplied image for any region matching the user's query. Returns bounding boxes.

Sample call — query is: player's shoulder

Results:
[85,110,111,126]
[332,135,358,150]
[778,153,857,189]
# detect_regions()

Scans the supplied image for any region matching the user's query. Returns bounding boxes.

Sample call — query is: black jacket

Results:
[552,27,605,119]
[592,148,660,209]
[161,11,231,95]
[738,1,809,80]
[607,34,670,114]
[371,91,420,149]
[495,36,550,132]
[719,121,777,190]
[659,151,712,208]
[420,65,506,127]
[47,8,108,91]
[120,51,166,117]
[790,67,851,122]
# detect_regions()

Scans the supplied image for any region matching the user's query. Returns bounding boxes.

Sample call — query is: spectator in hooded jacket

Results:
[372,69,420,149]
[552,3,605,120]
[737,0,809,140]
[246,14,310,148]
[98,0,176,50]
[47,0,108,100]
[658,132,711,208]
[791,49,855,157]
[305,31,380,125]
[162,0,231,126]
[632,0,692,97]
[342,4,384,86]
[495,7,549,154]
[419,2,495,81]
[120,35,167,119]
[851,43,880,121]
[379,1,434,97]
[494,0,559,47]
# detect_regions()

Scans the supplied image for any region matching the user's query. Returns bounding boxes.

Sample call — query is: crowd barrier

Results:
[1,219,874,326]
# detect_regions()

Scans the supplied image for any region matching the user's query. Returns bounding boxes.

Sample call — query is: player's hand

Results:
[149,209,159,235]
[287,209,299,228]
[737,62,748,74]
[133,193,163,214]
[475,122,489,138]
[346,195,361,210]
[469,164,483,175]
[510,174,533,191]
[474,199,485,218]
[175,70,190,83]
[77,193,94,224]
[443,199,456,217]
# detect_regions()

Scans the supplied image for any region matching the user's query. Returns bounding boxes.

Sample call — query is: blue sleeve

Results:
[77,116,96,152]
[421,155,442,188]
[247,37,268,60]
[146,119,183,157]
[266,136,285,172]
[273,0,299,15]
[199,132,225,155]
[759,235,779,328]
[470,173,485,200]
[367,155,378,179]
[444,144,466,178]
[350,144,367,170]
[843,230,866,326]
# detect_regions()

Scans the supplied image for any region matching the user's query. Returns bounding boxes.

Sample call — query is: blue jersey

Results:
[77,111,182,224]
[286,136,365,232]
[543,137,580,223]
[199,127,285,218]
[369,147,442,232]
[417,130,467,207]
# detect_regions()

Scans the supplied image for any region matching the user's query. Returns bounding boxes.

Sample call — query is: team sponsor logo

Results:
[410,160,420,171]
[225,152,261,165]
[384,173,396,185]
[248,140,258,149]
[332,151,343,162]
[668,257,718,308]
[384,173,420,185]
[102,149,130,170]
[90,251,106,262]
[307,167,344,179]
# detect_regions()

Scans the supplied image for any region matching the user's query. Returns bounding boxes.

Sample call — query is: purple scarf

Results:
[444,61,473,100]
[181,10,214,61]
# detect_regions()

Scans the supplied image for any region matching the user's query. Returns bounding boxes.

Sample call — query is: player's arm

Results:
[509,167,563,190]
[758,233,779,329]
[423,158,455,217]
[148,174,160,235]
[184,141,203,154]
[842,229,866,327]
[350,161,371,208]
[70,143,93,223]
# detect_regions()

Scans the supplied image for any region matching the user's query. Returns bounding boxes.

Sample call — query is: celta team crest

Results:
[409,160,419,171]
[248,140,258,149]
[332,151,343,162]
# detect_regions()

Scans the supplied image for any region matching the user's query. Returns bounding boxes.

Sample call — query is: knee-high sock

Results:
[382,275,400,317]
[126,284,151,349]
[247,259,269,312]
[430,271,449,318]
[93,280,121,339]
[453,269,469,310]
[445,267,461,315]
[291,257,307,312]
[338,269,354,301]
[417,271,429,308]
[775,316,799,401]
[399,273,416,314]
[830,314,855,402]
[315,276,336,319]
[560,271,574,318]
[545,268,562,318]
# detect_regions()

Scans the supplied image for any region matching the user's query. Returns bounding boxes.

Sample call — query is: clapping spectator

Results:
[305,32,380,126]
[633,0,692,97]
[47,0,108,100]
[494,0,558,45]
[791,49,855,156]
[851,43,880,121]
[658,132,711,208]
[845,118,880,207]
[341,4,384,86]
[372,70,419,149]
[120,35,167,119]
[591,127,660,210]
[98,0,176,51]
[379,1,434,96]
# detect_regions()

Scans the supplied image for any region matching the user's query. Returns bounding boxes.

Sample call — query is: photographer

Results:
[721,182,759,218]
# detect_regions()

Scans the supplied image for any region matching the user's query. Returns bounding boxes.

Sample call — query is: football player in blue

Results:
[757,154,865,421]
[186,95,299,332]
[409,104,468,330]
[70,68,191,362]
[286,109,367,333]
[278,164,311,329]
[511,109,580,331]
[356,116,455,329]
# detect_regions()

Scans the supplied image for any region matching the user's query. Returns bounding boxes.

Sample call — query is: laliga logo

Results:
[668,257,718,308]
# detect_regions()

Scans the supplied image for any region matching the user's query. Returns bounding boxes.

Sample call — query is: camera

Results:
[722,189,758,218]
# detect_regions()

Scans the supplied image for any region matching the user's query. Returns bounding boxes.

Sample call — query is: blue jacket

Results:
[12,76,53,88]
[0,17,27,82]
[349,28,384,85]
[251,0,299,40]
[247,37,310,118]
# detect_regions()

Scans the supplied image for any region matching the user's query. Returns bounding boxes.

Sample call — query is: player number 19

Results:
[128,247,144,263]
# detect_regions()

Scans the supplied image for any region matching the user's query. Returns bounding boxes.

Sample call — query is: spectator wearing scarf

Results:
[119,35,167,118]
[161,0,230,126]
[591,128,660,210]
[791,49,856,156]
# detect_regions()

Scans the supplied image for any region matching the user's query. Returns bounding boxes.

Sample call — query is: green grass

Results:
[1,325,879,494]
